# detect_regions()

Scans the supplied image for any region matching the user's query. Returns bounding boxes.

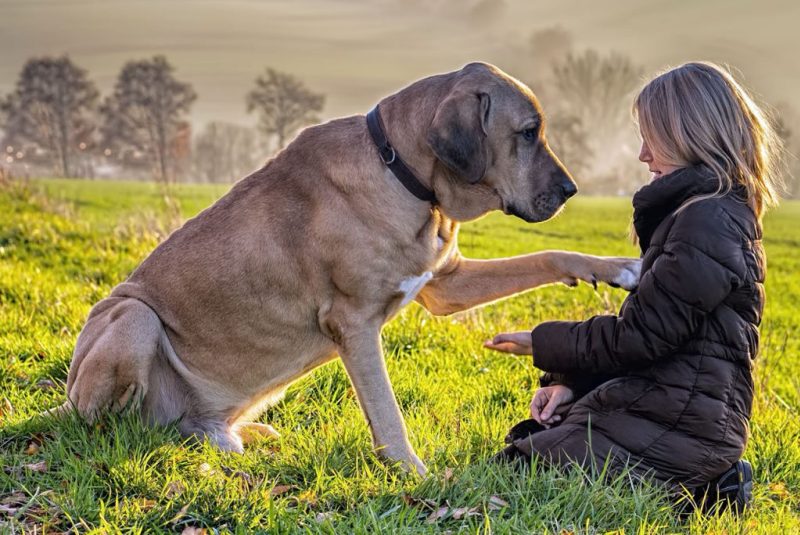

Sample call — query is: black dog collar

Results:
[366,106,438,204]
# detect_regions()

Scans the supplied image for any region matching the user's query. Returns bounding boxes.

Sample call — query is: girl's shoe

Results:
[491,419,548,465]
[693,459,753,514]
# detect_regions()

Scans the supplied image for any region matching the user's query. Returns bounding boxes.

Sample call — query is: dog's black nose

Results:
[561,179,578,199]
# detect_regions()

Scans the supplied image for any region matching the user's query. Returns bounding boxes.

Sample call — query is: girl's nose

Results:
[639,141,652,163]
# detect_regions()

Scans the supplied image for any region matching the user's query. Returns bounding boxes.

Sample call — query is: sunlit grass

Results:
[1,177,798,533]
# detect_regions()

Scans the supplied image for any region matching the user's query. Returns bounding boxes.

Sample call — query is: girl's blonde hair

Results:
[634,61,784,219]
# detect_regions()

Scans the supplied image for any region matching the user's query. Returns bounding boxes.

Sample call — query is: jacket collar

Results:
[632,165,719,253]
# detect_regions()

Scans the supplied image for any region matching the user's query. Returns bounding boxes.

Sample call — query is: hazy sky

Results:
[2,0,799,129]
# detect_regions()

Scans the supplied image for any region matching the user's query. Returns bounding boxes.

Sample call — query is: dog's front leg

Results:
[335,323,426,476]
[417,250,641,315]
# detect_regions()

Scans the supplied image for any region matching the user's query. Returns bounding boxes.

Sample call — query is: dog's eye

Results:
[521,127,538,141]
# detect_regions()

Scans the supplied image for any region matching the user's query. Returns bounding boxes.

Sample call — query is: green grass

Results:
[1,177,798,533]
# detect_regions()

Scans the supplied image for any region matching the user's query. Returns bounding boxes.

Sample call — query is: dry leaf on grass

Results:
[35,379,56,390]
[270,484,295,497]
[400,493,437,510]
[0,490,55,522]
[487,496,509,511]
[197,463,214,476]
[181,527,207,535]
[0,398,12,421]
[136,498,157,511]
[452,508,466,519]
[314,511,335,523]
[768,481,790,500]
[23,461,47,473]
[0,503,19,516]
[170,504,190,524]
[165,481,186,499]
[451,507,481,520]
[426,506,450,524]
[296,489,317,507]
[443,467,454,482]
[220,466,254,489]
[1,492,27,506]
[221,466,255,490]
[24,443,40,455]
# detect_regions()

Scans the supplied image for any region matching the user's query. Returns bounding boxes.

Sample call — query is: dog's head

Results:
[427,62,577,222]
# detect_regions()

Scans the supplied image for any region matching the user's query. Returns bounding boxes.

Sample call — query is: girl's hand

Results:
[530,385,574,427]
[483,331,532,355]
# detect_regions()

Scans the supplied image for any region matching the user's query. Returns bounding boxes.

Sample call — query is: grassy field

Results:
[1,176,798,533]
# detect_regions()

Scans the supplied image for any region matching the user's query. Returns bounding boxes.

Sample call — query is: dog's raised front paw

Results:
[602,257,642,291]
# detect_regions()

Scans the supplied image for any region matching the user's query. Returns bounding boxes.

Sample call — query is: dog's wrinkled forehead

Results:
[456,62,543,128]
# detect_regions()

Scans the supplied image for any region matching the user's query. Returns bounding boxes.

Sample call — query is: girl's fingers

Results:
[530,397,539,421]
[490,333,513,344]
[540,395,561,421]
[542,414,561,426]
[541,414,562,428]
[484,341,528,355]
[530,391,549,422]
[484,341,516,353]
[484,332,531,355]
[490,332,528,345]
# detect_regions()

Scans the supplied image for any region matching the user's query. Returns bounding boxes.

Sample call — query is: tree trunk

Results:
[158,143,168,183]
[59,143,70,178]
[57,90,71,178]
[155,117,169,184]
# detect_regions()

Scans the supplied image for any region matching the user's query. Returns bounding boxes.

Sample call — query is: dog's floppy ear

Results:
[427,91,491,184]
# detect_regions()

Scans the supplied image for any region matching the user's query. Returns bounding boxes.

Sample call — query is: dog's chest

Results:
[397,271,433,307]
[393,212,457,308]
[431,212,458,268]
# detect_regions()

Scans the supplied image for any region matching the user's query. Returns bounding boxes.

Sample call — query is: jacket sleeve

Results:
[539,371,616,399]
[532,202,747,376]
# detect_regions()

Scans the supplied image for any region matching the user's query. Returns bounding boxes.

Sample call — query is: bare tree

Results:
[246,68,325,150]
[527,26,573,90]
[517,29,595,180]
[552,50,643,138]
[546,113,592,176]
[0,56,98,177]
[773,102,799,196]
[101,55,196,184]
[193,122,261,183]
[547,50,646,193]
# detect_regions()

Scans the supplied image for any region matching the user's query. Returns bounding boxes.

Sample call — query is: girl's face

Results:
[638,138,681,181]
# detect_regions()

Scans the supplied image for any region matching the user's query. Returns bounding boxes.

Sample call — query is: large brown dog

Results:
[62,63,639,475]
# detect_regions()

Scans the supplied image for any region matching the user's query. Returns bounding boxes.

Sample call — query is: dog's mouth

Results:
[503,202,554,223]
[503,194,566,223]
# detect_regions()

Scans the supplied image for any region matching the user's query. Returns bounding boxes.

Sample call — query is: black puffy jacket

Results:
[514,166,765,489]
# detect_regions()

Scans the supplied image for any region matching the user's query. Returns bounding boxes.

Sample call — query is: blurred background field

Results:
[2,1,799,197]
[0,177,798,533]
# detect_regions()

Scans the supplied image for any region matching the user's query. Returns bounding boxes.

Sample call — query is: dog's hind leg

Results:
[175,394,283,452]
[234,422,280,445]
[65,297,162,420]
[178,417,245,453]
